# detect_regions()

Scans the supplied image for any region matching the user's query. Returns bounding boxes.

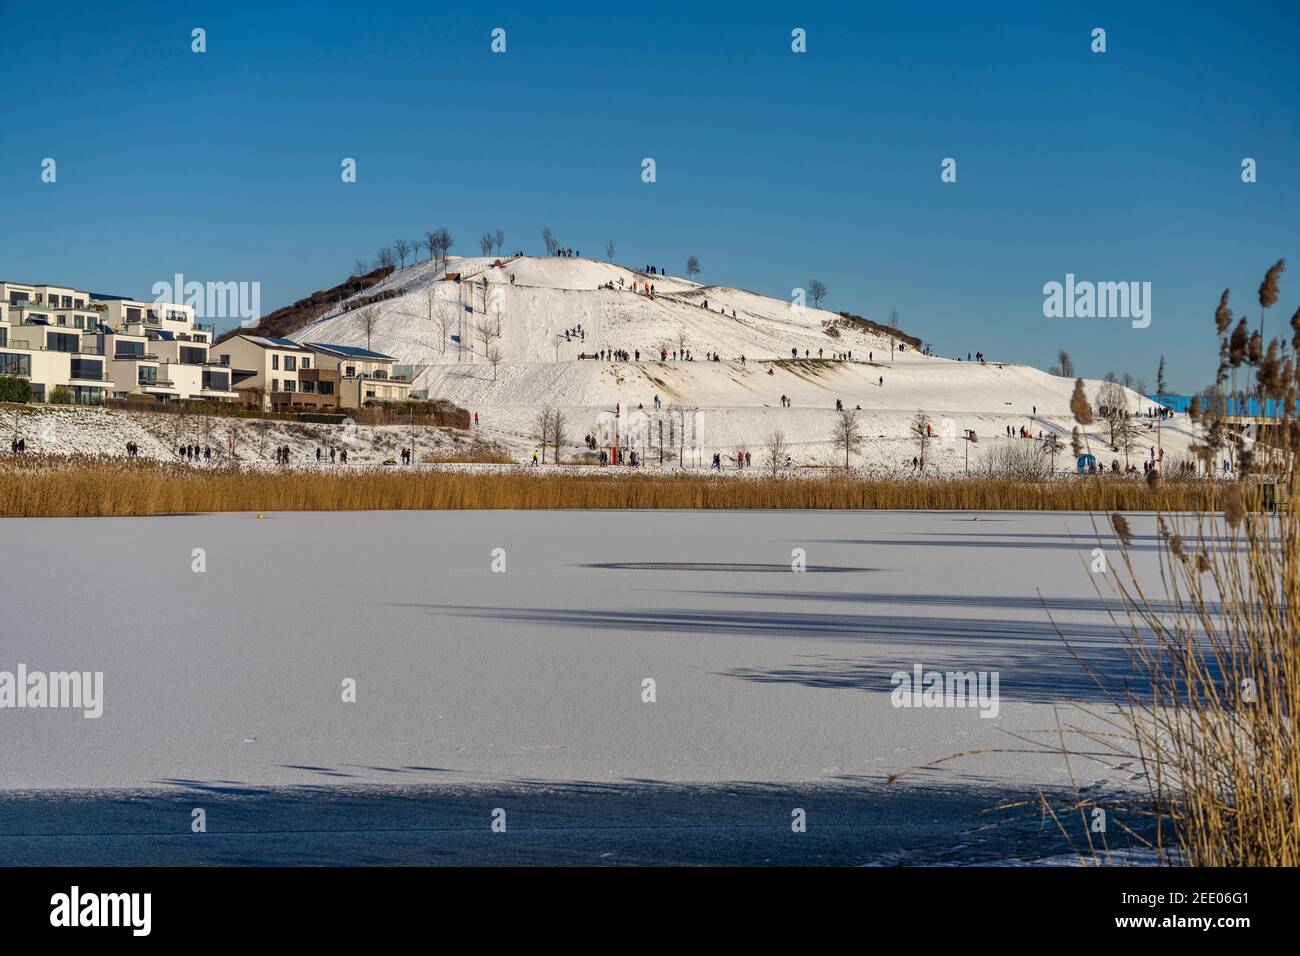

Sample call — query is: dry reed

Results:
[0,455,1221,517]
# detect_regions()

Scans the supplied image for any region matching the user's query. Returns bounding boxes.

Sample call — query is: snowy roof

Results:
[304,342,396,361]
[237,334,311,352]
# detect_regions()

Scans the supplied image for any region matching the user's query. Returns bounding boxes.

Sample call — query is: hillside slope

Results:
[285,255,1194,472]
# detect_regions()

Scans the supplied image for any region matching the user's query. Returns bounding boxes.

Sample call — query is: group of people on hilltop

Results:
[563,325,585,342]
[179,444,212,462]
[554,248,579,257]
[644,265,665,275]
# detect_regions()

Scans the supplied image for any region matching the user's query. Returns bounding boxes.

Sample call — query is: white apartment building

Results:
[0,281,236,403]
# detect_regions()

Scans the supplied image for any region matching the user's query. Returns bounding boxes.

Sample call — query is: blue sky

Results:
[2,0,1296,391]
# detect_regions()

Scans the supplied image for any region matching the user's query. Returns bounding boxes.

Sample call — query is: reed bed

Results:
[981,259,1298,866]
[0,454,1221,517]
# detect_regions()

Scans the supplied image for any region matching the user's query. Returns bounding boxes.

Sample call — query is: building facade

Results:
[0,281,236,404]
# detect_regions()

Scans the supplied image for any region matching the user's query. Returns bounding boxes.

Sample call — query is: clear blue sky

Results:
[2,0,1296,392]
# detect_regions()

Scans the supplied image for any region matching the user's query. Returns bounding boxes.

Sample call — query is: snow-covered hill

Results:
[287,255,1198,472]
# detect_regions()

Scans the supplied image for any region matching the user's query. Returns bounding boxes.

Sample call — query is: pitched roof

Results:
[236,334,311,352]
[304,342,396,361]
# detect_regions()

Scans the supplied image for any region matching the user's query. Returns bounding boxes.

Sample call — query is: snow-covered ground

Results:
[0,404,502,468]
[0,509,1163,864]
[282,255,1200,471]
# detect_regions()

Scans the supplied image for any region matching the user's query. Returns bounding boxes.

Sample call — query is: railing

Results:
[115,352,160,361]
[140,379,174,388]
[69,373,110,382]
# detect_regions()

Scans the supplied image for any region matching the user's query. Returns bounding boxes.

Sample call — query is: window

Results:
[180,346,206,365]
[284,356,297,372]
[126,308,141,321]
[301,380,316,393]
[61,296,72,308]
[0,352,32,376]
[138,366,158,383]
[302,357,311,369]
[283,380,295,393]
[74,299,85,309]
[345,365,356,377]
[272,354,279,370]
[116,341,144,358]
[318,381,334,396]
[71,359,103,380]
[219,354,230,366]
[46,331,80,353]
[74,316,84,329]
[56,314,67,326]
[202,370,229,391]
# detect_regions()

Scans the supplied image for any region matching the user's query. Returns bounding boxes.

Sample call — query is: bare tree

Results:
[355,305,381,352]
[421,286,438,326]
[1043,432,1064,472]
[763,428,789,476]
[494,229,505,255]
[532,406,554,460]
[485,343,504,381]
[435,302,454,354]
[668,403,689,465]
[910,411,931,470]
[1097,380,1130,448]
[375,246,395,271]
[605,239,616,262]
[474,306,503,360]
[830,408,864,468]
[1114,412,1142,469]
[675,326,689,357]
[550,408,567,464]
[542,226,558,256]
[353,257,368,279]
[889,308,899,361]
[686,254,700,277]
[436,228,454,266]
[808,279,828,309]
[480,232,494,256]
[393,238,411,269]
[1057,350,1075,377]
[423,230,438,262]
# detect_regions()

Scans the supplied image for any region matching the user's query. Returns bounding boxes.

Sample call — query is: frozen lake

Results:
[0,509,1167,864]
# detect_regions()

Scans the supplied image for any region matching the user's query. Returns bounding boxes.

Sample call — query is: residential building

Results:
[302,342,412,408]
[217,335,336,411]
[0,281,235,404]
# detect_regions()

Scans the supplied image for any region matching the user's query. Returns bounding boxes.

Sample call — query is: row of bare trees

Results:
[479,230,507,257]
[532,406,568,463]
[359,229,456,277]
